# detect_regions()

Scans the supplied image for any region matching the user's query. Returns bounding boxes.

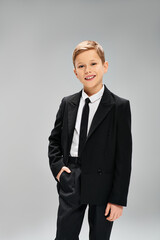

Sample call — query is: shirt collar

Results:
[82,84,104,103]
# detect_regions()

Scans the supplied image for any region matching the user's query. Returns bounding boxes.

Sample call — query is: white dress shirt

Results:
[69,84,105,157]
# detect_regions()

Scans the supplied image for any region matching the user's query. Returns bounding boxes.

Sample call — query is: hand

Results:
[56,166,71,182]
[104,202,123,221]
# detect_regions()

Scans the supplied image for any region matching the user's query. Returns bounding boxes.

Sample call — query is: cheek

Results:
[76,71,81,76]
[95,66,101,72]
[77,71,84,79]
[97,67,104,74]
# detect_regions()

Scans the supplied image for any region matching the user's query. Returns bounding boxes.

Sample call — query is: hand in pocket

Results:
[56,166,72,182]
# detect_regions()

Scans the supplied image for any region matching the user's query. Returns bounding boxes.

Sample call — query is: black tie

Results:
[78,97,91,157]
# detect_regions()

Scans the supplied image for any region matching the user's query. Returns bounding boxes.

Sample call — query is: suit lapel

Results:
[67,84,115,156]
[87,85,115,141]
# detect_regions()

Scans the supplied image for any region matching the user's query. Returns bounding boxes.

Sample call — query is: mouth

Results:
[84,75,96,81]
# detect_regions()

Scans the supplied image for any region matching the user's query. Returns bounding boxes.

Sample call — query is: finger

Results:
[104,208,110,216]
[113,213,119,221]
[115,211,122,220]
[106,213,113,221]
[104,204,111,216]
[62,166,71,172]
[106,217,114,222]
[116,213,122,220]
[107,212,116,221]
[65,167,71,173]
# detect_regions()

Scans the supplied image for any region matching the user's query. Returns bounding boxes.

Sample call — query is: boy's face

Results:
[74,49,108,93]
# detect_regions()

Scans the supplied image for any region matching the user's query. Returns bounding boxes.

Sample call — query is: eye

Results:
[78,65,84,68]
[91,62,97,65]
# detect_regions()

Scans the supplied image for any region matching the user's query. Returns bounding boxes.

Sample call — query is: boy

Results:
[48,40,132,240]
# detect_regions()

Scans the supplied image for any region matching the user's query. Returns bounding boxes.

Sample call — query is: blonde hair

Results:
[72,40,105,68]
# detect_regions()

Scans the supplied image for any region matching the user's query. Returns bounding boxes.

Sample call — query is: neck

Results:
[83,83,103,97]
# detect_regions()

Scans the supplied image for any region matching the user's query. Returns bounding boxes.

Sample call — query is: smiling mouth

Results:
[85,75,96,81]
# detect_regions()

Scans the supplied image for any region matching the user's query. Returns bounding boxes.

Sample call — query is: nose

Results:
[85,65,91,73]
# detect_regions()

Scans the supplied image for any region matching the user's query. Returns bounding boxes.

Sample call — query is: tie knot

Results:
[85,97,90,104]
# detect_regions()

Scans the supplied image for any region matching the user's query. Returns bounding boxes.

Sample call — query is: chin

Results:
[85,81,100,88]
[83,83,95,89]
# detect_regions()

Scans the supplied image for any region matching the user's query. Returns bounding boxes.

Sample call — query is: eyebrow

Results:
[76,59,97,65]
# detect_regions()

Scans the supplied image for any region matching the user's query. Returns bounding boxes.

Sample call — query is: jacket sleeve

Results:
[108,100,132,207]
[48,97,66,182]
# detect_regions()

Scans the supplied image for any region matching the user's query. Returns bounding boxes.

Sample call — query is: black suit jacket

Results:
[48,84,132,206]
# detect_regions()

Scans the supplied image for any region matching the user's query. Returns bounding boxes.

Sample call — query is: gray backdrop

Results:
[1,0,160,239]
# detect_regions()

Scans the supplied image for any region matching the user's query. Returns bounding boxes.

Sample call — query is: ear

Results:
[103,61,108,73]
[74,68,78,78]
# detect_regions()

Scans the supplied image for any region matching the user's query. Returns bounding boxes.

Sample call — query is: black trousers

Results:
[55,158,113,240]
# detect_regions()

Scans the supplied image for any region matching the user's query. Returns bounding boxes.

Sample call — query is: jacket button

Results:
[97,169,102,175]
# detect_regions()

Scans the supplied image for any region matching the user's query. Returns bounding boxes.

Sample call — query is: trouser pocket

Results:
[59,168,75,192]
